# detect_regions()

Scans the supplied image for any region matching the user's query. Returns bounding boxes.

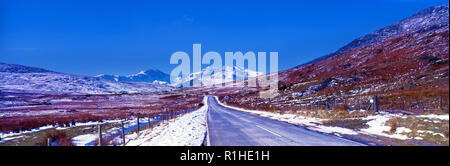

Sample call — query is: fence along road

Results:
[206,96,365,146]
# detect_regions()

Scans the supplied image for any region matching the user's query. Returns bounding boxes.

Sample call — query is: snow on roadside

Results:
[416,114,449,120]
[360,114,409,140]
[309,126,359,135]
[126,96,208,146]
[72,134,97,146]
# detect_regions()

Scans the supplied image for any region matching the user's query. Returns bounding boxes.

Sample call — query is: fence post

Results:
[333,99,337,110]
[47,138,52,146]
[327,100,331,110]
[148,117,151,129]
[357,98,361,111]
[98,124,103,146]
[165,112,168,121]
[137,117,140,137]
[121,121,125,146]
[373,95,379,112]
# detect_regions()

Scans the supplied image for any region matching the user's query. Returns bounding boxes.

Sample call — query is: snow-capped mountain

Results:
[0,62,174,94]
[172,66,262,87]
[305,3,449,65]
[96,69,170,83]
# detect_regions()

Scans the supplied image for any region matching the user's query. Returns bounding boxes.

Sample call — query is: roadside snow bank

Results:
[360,114,409,140]
[416,114,449,120]
[126,96,208,146]
[72,134,97,146]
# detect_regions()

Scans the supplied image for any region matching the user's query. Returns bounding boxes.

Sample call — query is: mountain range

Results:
[171,65,263,87]
[96,69,170,83]
[0,62,174,94]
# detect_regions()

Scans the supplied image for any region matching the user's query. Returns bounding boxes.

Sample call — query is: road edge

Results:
[205,106,211,146]
[201,96,211,146]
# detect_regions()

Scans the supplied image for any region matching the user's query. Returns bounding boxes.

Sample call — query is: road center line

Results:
[255,125,282,137]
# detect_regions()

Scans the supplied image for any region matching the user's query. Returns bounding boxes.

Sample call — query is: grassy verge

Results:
[385,116,449,145]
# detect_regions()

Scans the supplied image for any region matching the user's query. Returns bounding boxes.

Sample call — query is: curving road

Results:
[206,96,364,146]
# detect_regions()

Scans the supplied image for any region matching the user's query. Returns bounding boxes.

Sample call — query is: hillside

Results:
[216,4,449,114]
[305,3,449,65]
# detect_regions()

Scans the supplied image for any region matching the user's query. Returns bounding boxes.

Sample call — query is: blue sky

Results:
[0,0,447,76]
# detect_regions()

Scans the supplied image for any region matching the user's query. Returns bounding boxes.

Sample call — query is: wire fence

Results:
[44,108,197,146]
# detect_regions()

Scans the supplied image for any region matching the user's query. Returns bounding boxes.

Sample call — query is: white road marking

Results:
[256,125,282,137]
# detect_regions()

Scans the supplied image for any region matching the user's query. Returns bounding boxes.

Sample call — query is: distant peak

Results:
[136,70,147,75]
[97,68,170,83]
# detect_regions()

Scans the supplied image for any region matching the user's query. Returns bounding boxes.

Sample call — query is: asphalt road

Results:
[206,96,364,146]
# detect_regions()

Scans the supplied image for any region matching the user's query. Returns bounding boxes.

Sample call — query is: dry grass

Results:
[322,119,370,130]
[385,116,449,145]
[36,130,74,146]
